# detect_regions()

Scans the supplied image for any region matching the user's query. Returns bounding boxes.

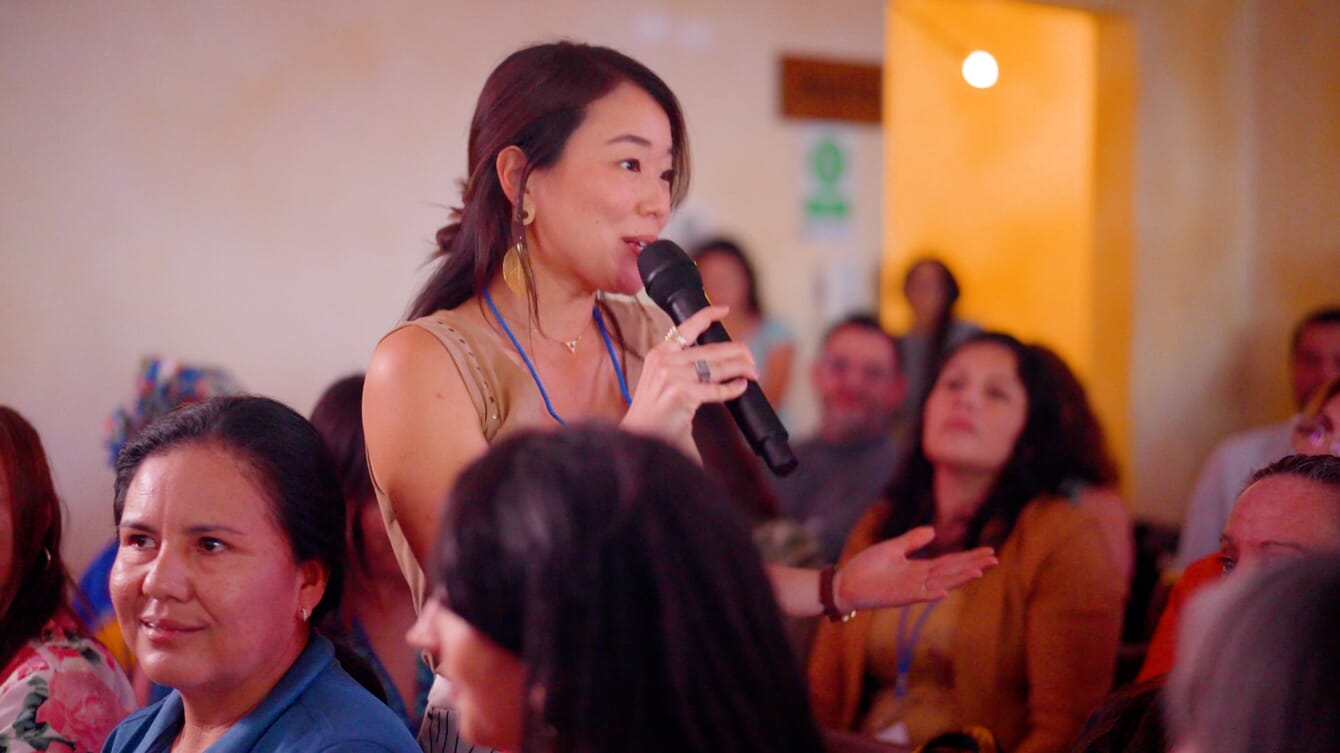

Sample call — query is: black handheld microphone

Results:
[638,239,798,476]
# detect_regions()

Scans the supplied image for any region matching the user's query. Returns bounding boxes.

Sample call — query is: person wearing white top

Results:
[1175,307,1340,568]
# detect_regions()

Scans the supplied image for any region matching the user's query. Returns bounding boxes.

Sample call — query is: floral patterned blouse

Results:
[0,612,136,753]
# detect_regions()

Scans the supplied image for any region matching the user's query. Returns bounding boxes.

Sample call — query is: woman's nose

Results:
[639,178,671,223]
[142,547,192,601]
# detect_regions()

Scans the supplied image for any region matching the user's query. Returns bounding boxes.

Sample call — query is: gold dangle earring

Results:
[502,200,534,297]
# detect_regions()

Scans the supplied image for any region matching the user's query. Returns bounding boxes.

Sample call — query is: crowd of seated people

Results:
[5,37,1340,753]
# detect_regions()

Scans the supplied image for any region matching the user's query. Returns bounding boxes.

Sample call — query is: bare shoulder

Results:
[363,322,489,564]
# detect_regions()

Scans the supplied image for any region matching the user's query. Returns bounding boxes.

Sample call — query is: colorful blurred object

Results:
[103,356,243,467]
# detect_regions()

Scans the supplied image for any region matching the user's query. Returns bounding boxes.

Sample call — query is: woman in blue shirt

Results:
[101,397,419,753]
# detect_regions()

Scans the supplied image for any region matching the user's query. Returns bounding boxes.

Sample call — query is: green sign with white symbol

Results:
[803,127,854,240]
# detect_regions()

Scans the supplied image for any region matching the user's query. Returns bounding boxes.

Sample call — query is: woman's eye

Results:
[199,537,227,553]
[619,159,641,172]
[1218,555,1236,575]
[123,534,156,551]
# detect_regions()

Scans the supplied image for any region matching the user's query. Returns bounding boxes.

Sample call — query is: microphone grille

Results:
[637,240,700,309]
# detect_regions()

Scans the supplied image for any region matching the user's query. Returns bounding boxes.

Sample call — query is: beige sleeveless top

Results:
[370,295,669,610]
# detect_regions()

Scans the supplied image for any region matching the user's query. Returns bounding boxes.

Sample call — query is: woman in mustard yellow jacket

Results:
[808,333,1127,753]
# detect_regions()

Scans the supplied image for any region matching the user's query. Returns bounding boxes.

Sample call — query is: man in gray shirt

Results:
[774,314,906,563]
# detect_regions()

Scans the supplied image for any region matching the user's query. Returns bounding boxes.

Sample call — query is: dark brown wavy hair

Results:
[0,406,78,668]
[879,333,1105,549]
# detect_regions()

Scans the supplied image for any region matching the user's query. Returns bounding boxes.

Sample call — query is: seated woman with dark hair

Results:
[1031,345,1133,583]
[0,406,135,753]
[101,397,419,753]
[310,374,431,732]
[809,333,1126,753]
[407,424,827,753]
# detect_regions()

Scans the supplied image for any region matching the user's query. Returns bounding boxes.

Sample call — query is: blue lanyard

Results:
[482,289,632,425]
[894,601,938,699]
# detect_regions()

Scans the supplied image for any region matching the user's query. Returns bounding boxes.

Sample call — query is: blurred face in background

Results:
[1218,474,1340,576]
[1292,322,1340,408]
[922,342,1027,477]
[697,251,752,315]
[812,325,903,442]
[904,262,951,327]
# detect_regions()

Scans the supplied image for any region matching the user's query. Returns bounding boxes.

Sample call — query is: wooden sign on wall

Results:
[779,55,882,124]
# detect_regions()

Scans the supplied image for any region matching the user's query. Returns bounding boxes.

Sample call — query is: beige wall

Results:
[4,0,1337,571]
[883,0,1121,464]
[995,0,1340,524]
[0,0,886,570]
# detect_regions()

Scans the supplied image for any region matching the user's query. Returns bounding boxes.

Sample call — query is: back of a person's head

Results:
[0,406,73,664]
[1169,553,1340,753]
[435,424,823,753]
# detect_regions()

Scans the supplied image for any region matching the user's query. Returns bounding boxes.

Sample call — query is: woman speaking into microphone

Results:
[362,40,995,749]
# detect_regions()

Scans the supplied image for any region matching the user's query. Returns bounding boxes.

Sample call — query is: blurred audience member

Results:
[79,356,243,699]
[103,397,419,753]
[1167,553,1340,753]
[1033,345,1134,582]
[809,333,1125,753]
[310,374,432,733]
[408,425,827,753]
[895,258,980,430]
[774,314,905,563]
[692,237,796,411]
[1141,380,1340,681]
[1079,454,1340,753]
[1138,452,1340,682]
[1,406,135,753]
[692,404,821,567]
[1175,306,1340,568]
[1292,375,1340,456]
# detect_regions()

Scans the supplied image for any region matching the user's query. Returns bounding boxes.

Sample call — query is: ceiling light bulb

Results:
[962,50,999,89]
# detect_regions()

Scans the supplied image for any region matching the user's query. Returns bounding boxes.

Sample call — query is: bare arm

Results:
[769,527,997,618]
[363,325,490,570]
